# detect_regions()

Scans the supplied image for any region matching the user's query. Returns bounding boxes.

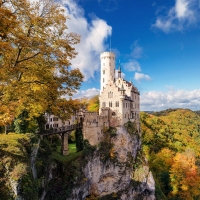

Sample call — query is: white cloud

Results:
[152,0,198,33]
[123,60,141,72]
[72,88,100,99]
[131,40,143,59]
[140,89,200,111]
[176,0,189,18]
[134,72,151,81]
[62,0,112,80]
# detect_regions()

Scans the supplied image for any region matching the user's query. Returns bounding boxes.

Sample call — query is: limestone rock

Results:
[69,126,155,200]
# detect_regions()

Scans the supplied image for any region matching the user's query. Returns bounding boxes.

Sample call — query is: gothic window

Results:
[103,78,104,83]
[102,102,106,108]
[115,101,119,107]
[103,70,105,74]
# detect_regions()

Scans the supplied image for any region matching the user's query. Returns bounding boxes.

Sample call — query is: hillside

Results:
[141,109,200,199]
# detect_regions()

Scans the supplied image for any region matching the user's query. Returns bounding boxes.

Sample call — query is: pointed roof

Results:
[119,84,126,91]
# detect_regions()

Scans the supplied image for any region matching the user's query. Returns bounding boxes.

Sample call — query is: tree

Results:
[170,150,200,199]
[0,0,83,126]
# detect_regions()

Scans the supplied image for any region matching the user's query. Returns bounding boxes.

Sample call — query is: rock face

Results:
[69,125,155,200]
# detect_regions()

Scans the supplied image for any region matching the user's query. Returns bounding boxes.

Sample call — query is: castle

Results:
[44,51,140,147]
[81,51,140,146]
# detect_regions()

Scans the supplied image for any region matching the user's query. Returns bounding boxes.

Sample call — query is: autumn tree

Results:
[0,0,83,127]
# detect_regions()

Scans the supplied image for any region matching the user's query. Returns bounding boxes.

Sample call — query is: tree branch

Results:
[17,51,40,64]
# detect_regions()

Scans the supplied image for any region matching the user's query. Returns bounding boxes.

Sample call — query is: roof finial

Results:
[118,60,121,71]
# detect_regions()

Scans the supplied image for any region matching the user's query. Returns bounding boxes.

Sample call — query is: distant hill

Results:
[140,108,200,200]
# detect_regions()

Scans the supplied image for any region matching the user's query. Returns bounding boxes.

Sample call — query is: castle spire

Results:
[118,61,121,78]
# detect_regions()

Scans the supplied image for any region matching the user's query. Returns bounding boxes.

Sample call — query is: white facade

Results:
[100,52,115,92]
[44,113,76,129]
[99,51,140,127]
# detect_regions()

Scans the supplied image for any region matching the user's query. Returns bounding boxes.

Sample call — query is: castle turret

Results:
[118,63,121,78]
[119,84,126,99]
[100,52,115,92]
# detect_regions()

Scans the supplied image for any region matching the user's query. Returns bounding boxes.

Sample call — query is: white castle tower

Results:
[99,51,140,128]
[100,52,115,92]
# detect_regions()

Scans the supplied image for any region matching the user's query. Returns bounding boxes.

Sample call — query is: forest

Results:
[141,108,200,200]
[1,0,200,199]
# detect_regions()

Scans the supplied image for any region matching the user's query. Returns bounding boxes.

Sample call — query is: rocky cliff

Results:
[69,123,155,200]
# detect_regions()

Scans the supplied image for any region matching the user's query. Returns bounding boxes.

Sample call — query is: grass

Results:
[68,143,77,154]
[52,142,82,164]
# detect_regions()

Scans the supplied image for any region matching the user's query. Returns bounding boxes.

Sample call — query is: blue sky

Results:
[61,0,200,111]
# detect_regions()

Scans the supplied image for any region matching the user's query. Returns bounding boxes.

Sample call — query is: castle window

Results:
[103,70,105,74]
[103,78,104,83]
[53,117,58,121]
[102,102,106,108]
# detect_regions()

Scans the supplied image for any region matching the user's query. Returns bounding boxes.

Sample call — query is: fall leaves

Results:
[0,0,83,125]
[141,109,200,199]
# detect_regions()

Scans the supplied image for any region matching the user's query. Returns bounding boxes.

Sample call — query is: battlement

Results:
[100,52,115,60]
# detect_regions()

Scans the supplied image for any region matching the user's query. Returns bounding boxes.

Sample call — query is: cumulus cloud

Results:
[131,40,143,59]
[152,0,198,33]
[123,60,141,72]
[134,72,151,81]
[140,89,200,111]
[72,88,100,99]
[62,0,112,80]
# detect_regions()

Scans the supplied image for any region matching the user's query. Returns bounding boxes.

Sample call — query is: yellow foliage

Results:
[0,0,83,125]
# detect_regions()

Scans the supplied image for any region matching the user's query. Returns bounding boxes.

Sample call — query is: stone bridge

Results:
[39,123,83,155]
